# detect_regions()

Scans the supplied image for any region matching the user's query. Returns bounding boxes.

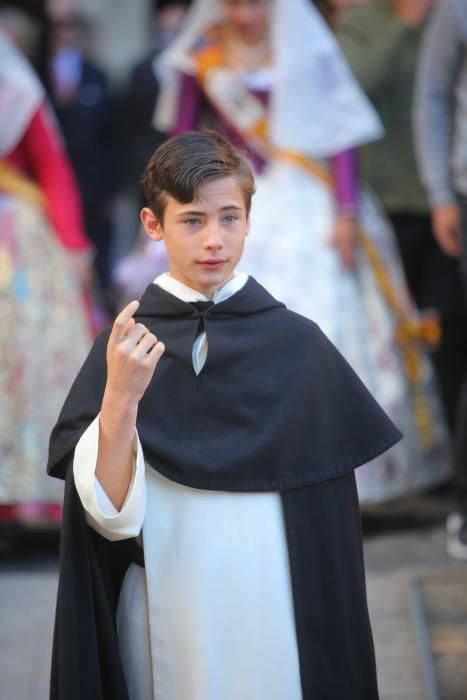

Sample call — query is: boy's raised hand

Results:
[105,300,165,406]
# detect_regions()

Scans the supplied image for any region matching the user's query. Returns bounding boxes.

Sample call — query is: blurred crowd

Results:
[1,0,467,561]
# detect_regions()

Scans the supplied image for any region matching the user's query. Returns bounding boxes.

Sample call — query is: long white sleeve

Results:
[73,414,147,541]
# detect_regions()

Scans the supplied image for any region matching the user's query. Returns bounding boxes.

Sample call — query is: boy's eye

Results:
[222,215,238,223]
[184,218,202,226]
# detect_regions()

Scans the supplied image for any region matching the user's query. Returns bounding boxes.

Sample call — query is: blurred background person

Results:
[0,22,91,529]
[48,2,118,314]
[113,0,190,305]
[337,0,467,443]
[154,0,451,504]
[415,0,467,559]
[120,0,190,207]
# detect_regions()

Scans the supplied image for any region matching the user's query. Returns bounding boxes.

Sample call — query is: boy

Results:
[48,130,401,700]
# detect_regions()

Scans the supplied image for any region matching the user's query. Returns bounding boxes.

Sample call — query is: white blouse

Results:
[73,273,302,700]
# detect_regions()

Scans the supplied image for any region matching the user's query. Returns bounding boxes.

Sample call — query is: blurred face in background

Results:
[49,12,86,52]
[156,4,188,50]
[222,0,270,42]
[317,0,370,26]
[51,20,75,51]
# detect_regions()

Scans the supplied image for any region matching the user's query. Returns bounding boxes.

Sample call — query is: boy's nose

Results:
[204,222,223,249]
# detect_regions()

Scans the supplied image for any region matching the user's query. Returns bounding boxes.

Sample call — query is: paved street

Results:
[363,493,467,699]
[1,493,466,700]
[0,536,58,700]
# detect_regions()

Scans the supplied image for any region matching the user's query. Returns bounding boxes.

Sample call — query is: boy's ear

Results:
[245,215,250,237]
[140,207,163,241]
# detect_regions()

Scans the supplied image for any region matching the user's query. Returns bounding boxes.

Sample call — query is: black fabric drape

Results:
[50,467,134,700]
[283,473,379,699]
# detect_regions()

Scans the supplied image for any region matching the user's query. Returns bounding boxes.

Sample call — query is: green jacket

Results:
[337,0,428,214]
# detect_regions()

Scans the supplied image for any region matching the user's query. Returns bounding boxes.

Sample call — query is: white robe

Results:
[73,273,303,700]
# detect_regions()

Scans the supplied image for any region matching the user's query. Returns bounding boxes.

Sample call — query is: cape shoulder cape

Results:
[48,278,399,699]
[48,277,401,490]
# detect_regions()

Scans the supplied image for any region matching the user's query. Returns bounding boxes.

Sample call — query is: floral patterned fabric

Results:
[0,194,89,512]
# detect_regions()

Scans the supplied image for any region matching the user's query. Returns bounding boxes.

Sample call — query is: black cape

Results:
[48,278,401,700]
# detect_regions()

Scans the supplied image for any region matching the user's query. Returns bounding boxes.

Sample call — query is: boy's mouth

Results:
[198,259,227,270]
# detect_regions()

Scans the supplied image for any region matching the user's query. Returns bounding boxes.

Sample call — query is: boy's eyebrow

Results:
[176,205,243,216]
[176,210,207,217]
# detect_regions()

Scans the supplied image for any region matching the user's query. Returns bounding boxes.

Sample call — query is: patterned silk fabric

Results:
[0,195,89,505]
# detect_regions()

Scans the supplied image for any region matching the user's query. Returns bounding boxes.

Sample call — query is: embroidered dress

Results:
[0,31,90,522]
[154,0,452,502]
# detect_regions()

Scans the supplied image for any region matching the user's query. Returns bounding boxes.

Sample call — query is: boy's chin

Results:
[192,264,235,292]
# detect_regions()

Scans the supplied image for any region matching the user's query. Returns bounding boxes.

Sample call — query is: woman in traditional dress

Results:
[0,28,91,526]
[153,0,451,502]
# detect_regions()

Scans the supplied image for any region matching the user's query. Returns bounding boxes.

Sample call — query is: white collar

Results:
[153,272,249,305]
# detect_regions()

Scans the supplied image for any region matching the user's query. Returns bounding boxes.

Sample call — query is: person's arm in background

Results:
[414,0,465,256]
[329,148,359,269]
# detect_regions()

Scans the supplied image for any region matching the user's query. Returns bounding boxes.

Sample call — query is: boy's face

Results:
[141,177,250,298]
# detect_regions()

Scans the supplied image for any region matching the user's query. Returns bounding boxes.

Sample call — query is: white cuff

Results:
[73,414,146,541]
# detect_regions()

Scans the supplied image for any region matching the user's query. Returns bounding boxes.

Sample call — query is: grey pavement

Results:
[0,543,58,700]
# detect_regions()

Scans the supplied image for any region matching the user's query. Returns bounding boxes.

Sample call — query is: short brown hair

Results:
[142,129,256,223]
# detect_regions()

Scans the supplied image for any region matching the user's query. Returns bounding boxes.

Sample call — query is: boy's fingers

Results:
[122,318,136,338]
[145,341,165,368]
[133,332,158,358]
[110,301,140,343]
